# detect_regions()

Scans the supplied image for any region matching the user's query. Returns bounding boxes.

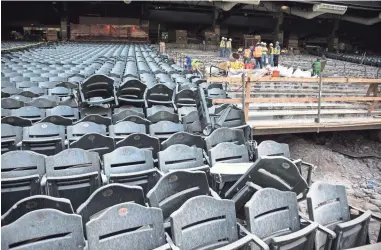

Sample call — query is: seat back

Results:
[170,196,238,250]
[1,97,24,109]
[46,105,79,121]
[246,188,317,250]
[225,156,308,199]
[39,115,73,126]
[256,140,291,159]
[1,209,85,250]
[86,203,165,250]
[116,133,160,159]
[77,184,145,229]
[210,142,249,165]
[215,105,245,128]
[158,144,204,173]
[1,195,73,226]
[76,114,112,127]
[307,181,370,250]
[67,121,107,141]
[205,127,246,152]
[149,121,184,141]
[112,109,145,123]
[1,116,32,127]
[1,151,45,214]
[175,89,196,107]
[117,77,147,100]
[161,132,205,150]
[109,121,146,139]
[182,110,202,134]
[22,122,65,155]
[145,84,173,106]
[146,105,174,116]
[11,106,45,122]
[147,110,179,123]
[1,124,22,153]
[26,96,58,108]
[69,133,115,157]
[45,149,102,210]
[81,106,112,117]
[147,171,210,219]
[81,74,114,99]
[103,146,154,175]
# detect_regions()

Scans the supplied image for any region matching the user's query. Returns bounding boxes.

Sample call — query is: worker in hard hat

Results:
[185,56,192,71]
[261,42,268,66]
[219,37,226,57]
[273,41,281,67]
[225,38,232,58]
[253,42,263,69]
[243,47,252,64]
[227,53,244,76]
[268,43,274,67]
[312,58,321,76]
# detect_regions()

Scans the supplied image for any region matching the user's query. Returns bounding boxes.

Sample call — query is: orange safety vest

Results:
[244,49,252,58]
[254,46,262,58]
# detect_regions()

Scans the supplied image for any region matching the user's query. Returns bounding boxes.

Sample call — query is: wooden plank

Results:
[250,120,381,129]
[212,96,381,104]
[244,77,251,122]
[368,84,380,112]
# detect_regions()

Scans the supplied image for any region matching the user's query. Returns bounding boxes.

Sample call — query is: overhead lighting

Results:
[313,3,347,15]
[281,6,289,10]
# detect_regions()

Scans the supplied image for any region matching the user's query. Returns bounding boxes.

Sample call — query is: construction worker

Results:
[191,58,201,72]
[254,42,263,69]
[243,47,252,64]
[273,41,281,67]
[225,38,232,58]
[312,58,321,76]
[219,37,226,57]
[268,43,274,67]
[261,42,268,65]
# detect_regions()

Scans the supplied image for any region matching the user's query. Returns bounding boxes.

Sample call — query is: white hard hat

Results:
[229,38,232,41]
[270,43,273,46]
[221,37,225,39]
[264,42,267,45]
[276,41,279,44]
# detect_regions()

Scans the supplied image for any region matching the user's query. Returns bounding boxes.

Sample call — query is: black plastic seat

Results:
[22,122,65,155]
[67,121,107,143]
[11,106,45,122]
[79,74,117,106]
[145,84,173,107]
[161,131,205,150]
[69,133,115,157]
[109,121,147,140]
[149,121,184,141]
[103,146,160,192]
[116,77,147,105]
[1,151,45,214]
[44,148,102,210]
[112,109,145,124]
[1,97,25,109]
[46,105,79,122]
[116,133,161,159]
[76,114,112,127]
[25,96,59,108]
[1,116,32,127]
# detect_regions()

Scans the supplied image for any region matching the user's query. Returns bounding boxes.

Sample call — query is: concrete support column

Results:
[61,2,68,41]
[328,19,340,52]
[273,12,284,44]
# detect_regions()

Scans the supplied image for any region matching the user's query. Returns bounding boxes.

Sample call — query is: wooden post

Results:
[244,77,251,122]
[368,83,380,112]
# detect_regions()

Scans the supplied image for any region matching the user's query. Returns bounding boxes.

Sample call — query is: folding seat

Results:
[55,81,79,89]
[145,84,174,107]
[112,109,145,123]
[26,95,59,108]
[307,181,379,250]
[1,209,85,250]
[77,184,145,229]
[161,131,205,150]
[158,144,208,173]
[43,148,102,210]
[67,73,85,84]
[209,142,249,165]
[19,86,46,98]
[1,108,10,118]
[70,133,115,157]
[1,80,15,89]
[1,87,22,97]
[116,77,147,105]
[15,81,38,89]
[79,74,117,106]
[103,146,161,193]
[48,86,71,98]
[245,188,319,250]
[147,170,219,221]
[1,124,22,153]
[177,106,197,120]
[1,151,45,214]
[147,109,179,123]
[1,97,25,109]
[81,106,112,118]
[76,114,112,127]
[149,121,184,141]
[182,110,202,134]
[212,105,246,128]
[207,86,227,99]
[205,127,246,152]
[146,105,175,116]
[114,105,144,114]
[224,156,309,213]
[1,116,32,127]
[85,203,169,250]
[168,195,269,250]
[67,121,107,142]
[174,89,196,108]
[109,121,147,140]
[22,122,65,155]
[1,195,73,226]
[44,105,79,123]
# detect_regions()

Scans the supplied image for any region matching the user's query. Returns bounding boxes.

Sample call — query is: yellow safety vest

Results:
[262,47,268,55]
[229,61,244,70]
[244,49,252,58]
[274,46,281,55]
[220,40,225,48]
[254,46,262,58]
[269,47,274,54]
[226,41,232,48]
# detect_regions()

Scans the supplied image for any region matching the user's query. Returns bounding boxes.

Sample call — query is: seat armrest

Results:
[100,171,108,185]
[337,210,372,230]
[292,159,314,185]
[165,233,180,250]
[272,221,318,245]
[350,205,381,222]
[209,188,221,199]
[153,243,172,250]
[299,213,337,240]
[203,150,210,165]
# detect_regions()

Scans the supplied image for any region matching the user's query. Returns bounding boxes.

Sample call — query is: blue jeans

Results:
[261,54,267,65]
[225,48,231,58]
[219,47,224,57]
[269,54,274,66]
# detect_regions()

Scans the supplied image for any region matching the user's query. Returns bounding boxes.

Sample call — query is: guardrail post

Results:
[315,74,323,125]
[244,76,252,122]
